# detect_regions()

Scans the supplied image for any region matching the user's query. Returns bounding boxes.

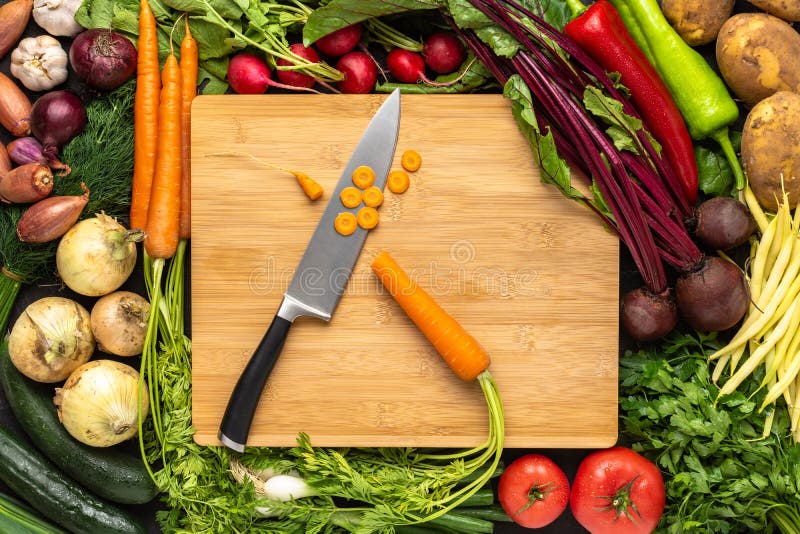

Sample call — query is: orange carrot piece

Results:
[340,186,362,208]
[371,251,490,381]
[334,212,357,236]
[400,149,421,172]
[356,206,379,229]
[387,169,410,194]
[361,186,383,208]
[144,52,183,259]
[178,17,198,240]
[129,0,160,232]
[352,165,375,189]
[293,171,323,200]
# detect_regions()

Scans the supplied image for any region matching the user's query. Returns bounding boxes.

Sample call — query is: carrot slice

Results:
[334,212,357,236]
[339,186,362,208]
[400,150,421,172]
[356,206,379,230]
[361,186,384,208]
[371,251,490,381]
[352,165,375,189]
[387,170,410,194]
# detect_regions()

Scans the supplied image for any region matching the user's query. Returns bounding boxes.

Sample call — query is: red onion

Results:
[7,136,70,174]
[30,91,87,159]
[69,29,137,91]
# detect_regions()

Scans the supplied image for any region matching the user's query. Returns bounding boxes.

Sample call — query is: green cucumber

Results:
[0,345,158,505]
[0,425,146,534]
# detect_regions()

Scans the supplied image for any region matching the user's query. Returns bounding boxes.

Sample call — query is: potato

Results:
[741,91,800,211]
[661,0,734,46]
[747,0,800,22]
[716,13,800,107]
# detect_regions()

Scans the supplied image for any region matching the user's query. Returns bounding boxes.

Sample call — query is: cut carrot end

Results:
[294,172,323,200]
[361,186,384,208]
[356,206,380,230]
[340,186,363,208]
[371,251,491,382]
[387,170,410,194]
[400,150,421,172]
[352,165,376,189]
[334,212,357,236]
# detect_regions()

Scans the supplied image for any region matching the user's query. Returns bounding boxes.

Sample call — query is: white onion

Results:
[54,359,149,447]
[8,296,94,383]
[90,291,149,357]
[56,212,143,297]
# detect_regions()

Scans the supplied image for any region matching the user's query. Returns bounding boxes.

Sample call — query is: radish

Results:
[227,53,271,94]
[336,51,377,94]
[423,31,467,74]
[314,23,363,57]
[387,48,426,83]
[227,52,322,94]
[276,44,320,89]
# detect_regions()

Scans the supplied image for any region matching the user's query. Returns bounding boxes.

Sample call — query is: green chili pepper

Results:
[609,0,745,190]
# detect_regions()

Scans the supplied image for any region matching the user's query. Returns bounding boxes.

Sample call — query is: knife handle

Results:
[218,314,292,452]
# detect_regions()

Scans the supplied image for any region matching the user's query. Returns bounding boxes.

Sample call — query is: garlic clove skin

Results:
[10,35,68,91]
[33,0,83,37]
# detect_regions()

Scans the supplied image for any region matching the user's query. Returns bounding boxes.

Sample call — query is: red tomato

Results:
[570,446,665,534]
[497,453,570,528]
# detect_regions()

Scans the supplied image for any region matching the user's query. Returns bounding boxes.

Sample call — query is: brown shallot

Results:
[0,162,53,204]
[0,72,32,137]
[17,182,89,243]
[0,0,32,60]
[0,142,10,175]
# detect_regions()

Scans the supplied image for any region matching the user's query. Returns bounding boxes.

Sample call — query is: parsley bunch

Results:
[620,332,800,533]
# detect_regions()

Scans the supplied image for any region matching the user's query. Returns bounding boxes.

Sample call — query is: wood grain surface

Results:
[190,94,620,448]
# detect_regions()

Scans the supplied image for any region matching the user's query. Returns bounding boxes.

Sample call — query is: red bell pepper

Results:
[564,0,699,204]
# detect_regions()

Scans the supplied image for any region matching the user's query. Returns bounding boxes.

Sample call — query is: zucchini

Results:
[0,491,66,534]
[0,344,158,505]
[0,425,146,534]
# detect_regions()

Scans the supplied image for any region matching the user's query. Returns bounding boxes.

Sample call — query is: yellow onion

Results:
[56,212,143,296]
[90,291,149,357]
[8,296,94,383]
[54,359,148,447]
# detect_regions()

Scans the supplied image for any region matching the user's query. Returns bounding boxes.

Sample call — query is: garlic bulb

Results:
[54,360,149,447]
[10,35,68,91]
[32,0,83,37]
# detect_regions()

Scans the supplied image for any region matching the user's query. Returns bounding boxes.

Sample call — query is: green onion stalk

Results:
[0,82,135,336]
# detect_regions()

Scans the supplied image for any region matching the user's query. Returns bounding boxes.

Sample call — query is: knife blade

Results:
[219,90,401,452]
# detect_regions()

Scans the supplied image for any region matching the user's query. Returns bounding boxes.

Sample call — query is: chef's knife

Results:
[219,90,401,452]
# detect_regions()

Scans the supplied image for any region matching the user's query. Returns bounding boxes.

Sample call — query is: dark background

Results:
[0,1,757,532]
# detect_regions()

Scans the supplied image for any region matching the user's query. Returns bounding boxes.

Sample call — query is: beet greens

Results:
[449,0,747,338]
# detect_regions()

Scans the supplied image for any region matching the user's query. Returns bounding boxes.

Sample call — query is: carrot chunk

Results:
[339,186,362,208]
[387,170,410,194]
[352,165,376,189]
[361,186,384,208]
[334,212,357,236]
[400,149,421,172]
[356,206,379,230]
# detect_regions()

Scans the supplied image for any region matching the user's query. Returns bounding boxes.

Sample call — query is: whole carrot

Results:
[130,0,160,231]
[178,17,197,240]
[371,251,490,381]
[144,52,182,259]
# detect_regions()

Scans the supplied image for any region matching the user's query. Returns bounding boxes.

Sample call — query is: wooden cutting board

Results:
[190,94,619,448]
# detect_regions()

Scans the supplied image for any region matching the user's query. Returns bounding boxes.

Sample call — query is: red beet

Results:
[676,255,749,332]
[693,196,757,251]
[620,287,678,342]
